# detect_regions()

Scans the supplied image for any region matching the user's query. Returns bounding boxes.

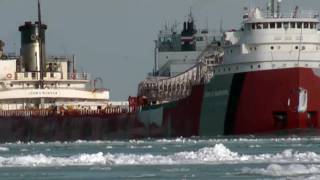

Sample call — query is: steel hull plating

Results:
[0,67,320,141]
[140,67,320,136]
[201,67,320,135]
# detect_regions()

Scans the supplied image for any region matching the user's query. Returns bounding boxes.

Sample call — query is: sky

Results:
[0,0,320,100]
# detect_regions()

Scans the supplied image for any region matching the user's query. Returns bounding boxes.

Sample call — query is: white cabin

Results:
[214,5,320,75]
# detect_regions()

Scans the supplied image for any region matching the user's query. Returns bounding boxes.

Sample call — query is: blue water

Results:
[0,136,319,179]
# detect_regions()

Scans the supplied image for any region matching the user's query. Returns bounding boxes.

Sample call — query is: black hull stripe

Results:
[224,73,246,135]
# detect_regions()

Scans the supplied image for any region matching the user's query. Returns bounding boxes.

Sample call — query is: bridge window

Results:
[252,24,256,30]
[263,23,268,29]
[196,37,204,41]
[270,22,275,29]
[310,23,314,29]
[297,22,302,29]
[290,22,296,28]
[304,22,309,29]
[277,22,282,28]
[257,23,262,29]
[283,22,289,29]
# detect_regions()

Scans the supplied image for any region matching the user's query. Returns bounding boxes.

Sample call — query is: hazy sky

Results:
[0,0,320,100]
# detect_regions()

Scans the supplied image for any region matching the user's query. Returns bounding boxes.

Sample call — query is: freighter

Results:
[1,0,320,142]
[135,0,320,136]
[0,0,133,142]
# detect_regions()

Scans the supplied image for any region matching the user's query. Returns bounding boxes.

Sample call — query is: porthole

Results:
[302,46,306,50]
[270,46,274,50]
[27,83,30,87]
[10,84,13,87]
[228,68,231,71]
[250,65,253,69]
[295,46,299,50]
[258,65,261,68]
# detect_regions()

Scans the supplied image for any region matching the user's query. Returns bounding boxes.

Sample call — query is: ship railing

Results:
[249,10,319,20]
[67,73,90,81]
[0,107,129,117]
[11,72,90,81]
[139,46,223,103]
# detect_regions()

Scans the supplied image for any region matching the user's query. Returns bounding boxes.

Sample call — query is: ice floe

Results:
[241,164,320,177]
[0,144,318,167]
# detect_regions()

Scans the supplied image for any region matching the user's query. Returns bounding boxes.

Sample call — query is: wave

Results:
[0,144,319,167]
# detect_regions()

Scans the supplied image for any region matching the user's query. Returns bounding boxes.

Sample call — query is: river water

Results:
[0,136,319,179]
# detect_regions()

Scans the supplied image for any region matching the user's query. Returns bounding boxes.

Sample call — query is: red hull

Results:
[233,68,320,134]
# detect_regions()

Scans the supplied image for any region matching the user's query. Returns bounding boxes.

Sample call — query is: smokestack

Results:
[19,22,47,72]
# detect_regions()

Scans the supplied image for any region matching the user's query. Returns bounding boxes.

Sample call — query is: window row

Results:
[247,22,318,30]
[225,45,320,54]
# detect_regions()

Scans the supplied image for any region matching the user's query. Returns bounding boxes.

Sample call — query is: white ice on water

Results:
[242,164,320,177]
[0,147,9,152]
[0,144,319,167]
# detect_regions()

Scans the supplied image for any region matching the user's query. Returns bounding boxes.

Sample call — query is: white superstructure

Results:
[0,54,110,110]
[0,20,111,111]
[155,12,218,77]
[215,0,320,75]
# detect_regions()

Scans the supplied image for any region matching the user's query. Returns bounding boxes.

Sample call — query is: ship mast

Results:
[37,0,44,89]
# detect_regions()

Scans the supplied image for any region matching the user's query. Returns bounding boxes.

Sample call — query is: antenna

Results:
[205,12,209,31]
[270,0,275,17]
[37,0,44,89]
[188,7,194,22]
[219,19,223,35]
[293,5,299,18]
[276,0,281,18]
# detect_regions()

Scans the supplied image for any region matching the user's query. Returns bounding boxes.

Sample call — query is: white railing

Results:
[67,73,90,80]
[138,44,223,103]
[249,10,319,20]
[0,72,90,81]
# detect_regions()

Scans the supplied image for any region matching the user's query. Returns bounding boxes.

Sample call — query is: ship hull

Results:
[0,67,320,141]
[136,67,320,136]
[200,67,320,135]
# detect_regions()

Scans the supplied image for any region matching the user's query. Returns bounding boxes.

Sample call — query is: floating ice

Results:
[241,164,320,177]
[0,147,9,152]
[2,136,320,147]
[0,144,319,167]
